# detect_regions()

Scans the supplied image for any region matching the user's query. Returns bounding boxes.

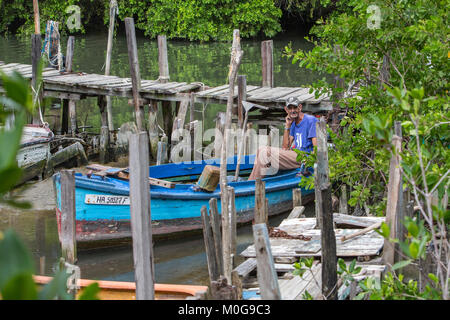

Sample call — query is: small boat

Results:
[33,275,208,300]
[53,155,314,245]
[17,125,53,184]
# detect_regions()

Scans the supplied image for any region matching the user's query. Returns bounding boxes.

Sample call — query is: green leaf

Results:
[1,273,38,300]
[409,242,419,259]
[0,229,35,291]
[392,260,412,271]
[37,270,72,300]
[78,282,101,300]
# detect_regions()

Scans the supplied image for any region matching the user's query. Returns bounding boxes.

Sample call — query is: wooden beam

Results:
[60,170,77,264]
[124,17,144,131]
[261,40,273,88]
[105,0,118,133]
[315,120,337,300]
[129,132,155,300]
[157,35,169,83]
[253,223,281,300]
[209,198,223,275]
[201,205,220,282]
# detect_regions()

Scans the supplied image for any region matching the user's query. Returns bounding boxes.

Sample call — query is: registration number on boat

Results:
[84,194,130,205]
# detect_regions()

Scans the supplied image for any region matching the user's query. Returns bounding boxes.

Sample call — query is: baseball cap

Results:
[286,96,300,107]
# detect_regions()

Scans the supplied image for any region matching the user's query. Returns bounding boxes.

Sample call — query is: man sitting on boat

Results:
[248,96,318,180]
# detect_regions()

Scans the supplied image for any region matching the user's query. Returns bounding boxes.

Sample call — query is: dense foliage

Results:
[287,0,449,299]
[0,0,285,41]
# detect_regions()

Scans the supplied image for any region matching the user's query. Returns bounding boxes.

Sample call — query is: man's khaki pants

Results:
[248,146,301,180]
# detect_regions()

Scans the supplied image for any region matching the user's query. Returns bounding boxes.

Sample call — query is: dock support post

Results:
[157,35,169,83]
[261,40,273,88]
[129,132,155,300]
[315,120,337,300]
[105,0,117,135]
[98,96,110,163]
[148,100,159,160]
[253,223,281,300]
[383,121,403,267]
[60,170,77,265]
[31,33,42,125]
[254,178,267,225]
[339,185,348,214]
[201,205,220,283]
[209,198,223,275]
[237,75,246,128]
[293,188,302,207]
[227,186,237,268]
[65,36,77,136]
[124,17,144,132]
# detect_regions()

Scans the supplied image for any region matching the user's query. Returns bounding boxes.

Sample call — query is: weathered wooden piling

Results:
[339,184,348,214]
[157,35,170,83]
[315,120,337,300]
[253,223,281,300]
[293,188,302,207]
[254,178,267,225]
[237,75,246,127]
[227,186,237,267]
[65,36,77,136]
[209,198,223,275]
[60,170,77,264]
[105,0,117,133]
[383,121,403,267]
[148,100,159,159]
[261,40,273,88]
[124,17,144,132]
[31,30,42,125]
[201,205,220,282]
[98,95,110,163]
[129,132,155,300]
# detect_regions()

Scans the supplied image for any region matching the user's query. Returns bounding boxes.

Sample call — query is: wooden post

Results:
[148,100,159,160]
[221,187,232,283]
[254,178,266,224]
[237,75,246,128]
[60,170,77,264]
[105,0,118,134]
[31,33,42,125]
[129,132,155,300]
[315,120,337,300]
[162,101,173,146]
[384,121,403,266]
[98,96,109,163]
[201,205,220,282]
[157,35,169,83]
[261,40,273,88]
[156,140,167,165]
[124,17,144,131]
[215,112,226,158]
[33,0,41,34]
[227,186,237,267]
[339,184,348,214]
[253,223,281,300]
[65,36,77,136]
[209,198,223,275]
[293,188,302,207]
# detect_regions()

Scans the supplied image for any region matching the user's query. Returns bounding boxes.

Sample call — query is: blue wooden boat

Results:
[53,155,314,245]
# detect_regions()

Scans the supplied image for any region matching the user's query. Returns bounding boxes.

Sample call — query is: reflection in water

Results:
[0,198,314,285]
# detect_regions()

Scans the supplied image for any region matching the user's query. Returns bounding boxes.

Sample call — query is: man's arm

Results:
[282,130,293,150]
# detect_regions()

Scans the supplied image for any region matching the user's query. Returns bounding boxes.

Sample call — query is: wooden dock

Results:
[0,61,331,111]
[236,211,387,300]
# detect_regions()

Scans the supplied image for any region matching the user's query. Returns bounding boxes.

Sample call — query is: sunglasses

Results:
[286,104,299,109]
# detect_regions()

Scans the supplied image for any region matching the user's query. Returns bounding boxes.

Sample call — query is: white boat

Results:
[16,125,53,183]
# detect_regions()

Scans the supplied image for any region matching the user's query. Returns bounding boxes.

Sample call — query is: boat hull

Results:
[53,156,314,244]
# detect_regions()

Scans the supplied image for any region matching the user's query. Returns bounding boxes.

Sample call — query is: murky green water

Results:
[0,31,319,286]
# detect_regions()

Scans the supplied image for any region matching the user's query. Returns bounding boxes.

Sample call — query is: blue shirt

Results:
[289,114,318,153]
